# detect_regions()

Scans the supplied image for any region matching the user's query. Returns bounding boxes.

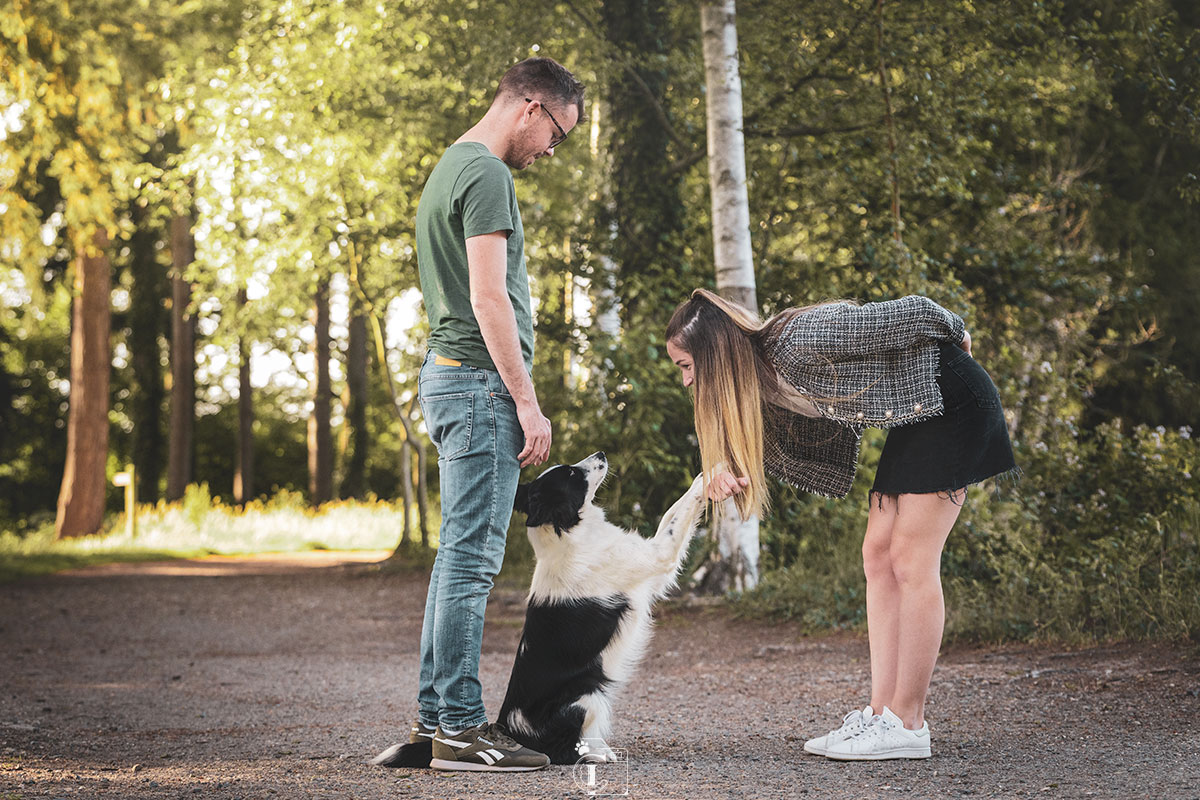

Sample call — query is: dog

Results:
[498,451,706,764]
[373,452,706,768]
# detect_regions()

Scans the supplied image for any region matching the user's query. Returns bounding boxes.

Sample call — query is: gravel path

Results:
[1,552,1197,799]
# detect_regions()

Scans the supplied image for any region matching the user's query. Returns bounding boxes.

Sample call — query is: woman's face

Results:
[666,339,695,388]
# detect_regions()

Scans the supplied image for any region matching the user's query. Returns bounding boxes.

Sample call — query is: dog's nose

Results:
[594,451,606,463]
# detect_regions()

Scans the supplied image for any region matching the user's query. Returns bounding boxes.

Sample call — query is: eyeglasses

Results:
[525,97,568,148]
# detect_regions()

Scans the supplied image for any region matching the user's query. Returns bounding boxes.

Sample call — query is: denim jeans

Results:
[416,352,523,730]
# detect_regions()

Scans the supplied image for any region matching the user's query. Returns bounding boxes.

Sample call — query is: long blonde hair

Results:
[665,289,779,520]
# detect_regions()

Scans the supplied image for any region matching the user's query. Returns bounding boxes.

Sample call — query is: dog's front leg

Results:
[644,473,707,573]
[652,472,706,541]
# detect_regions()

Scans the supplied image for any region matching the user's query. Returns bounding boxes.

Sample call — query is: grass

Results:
[0,486,437,584]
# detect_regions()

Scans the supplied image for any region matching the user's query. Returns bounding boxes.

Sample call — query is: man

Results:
[408,57,584,772]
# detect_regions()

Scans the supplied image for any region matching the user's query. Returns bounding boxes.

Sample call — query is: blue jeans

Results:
[416,352,523,730]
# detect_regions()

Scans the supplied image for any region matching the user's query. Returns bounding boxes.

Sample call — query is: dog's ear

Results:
[549,505,582,537]
[521,483,557,530]
[513,483,529,514]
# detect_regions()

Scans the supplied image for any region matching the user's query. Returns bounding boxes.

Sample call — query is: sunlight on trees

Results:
[1,0,1197,639]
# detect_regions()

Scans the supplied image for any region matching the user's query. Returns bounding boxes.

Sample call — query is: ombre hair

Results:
[665,289,836,520]
[666,290,775,520]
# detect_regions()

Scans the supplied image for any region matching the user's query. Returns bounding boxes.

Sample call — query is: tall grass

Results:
[0,484,437,583]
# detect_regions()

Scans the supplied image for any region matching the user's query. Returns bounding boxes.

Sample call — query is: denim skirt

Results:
[871,342,1017,497]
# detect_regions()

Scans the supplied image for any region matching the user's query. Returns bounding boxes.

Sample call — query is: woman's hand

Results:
[960,329,972,355]
[707,471,749,502]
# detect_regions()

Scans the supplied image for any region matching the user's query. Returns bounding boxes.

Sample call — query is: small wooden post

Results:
[112,464,136,538]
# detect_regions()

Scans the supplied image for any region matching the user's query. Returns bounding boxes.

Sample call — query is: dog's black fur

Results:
[495,595,631,763]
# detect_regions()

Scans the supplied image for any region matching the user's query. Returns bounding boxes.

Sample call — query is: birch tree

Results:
[700,0,759,591]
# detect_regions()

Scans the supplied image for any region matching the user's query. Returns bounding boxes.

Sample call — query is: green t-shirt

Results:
[416,141,533,373]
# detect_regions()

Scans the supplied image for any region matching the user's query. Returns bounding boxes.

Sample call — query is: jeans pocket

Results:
[420,391,475,461]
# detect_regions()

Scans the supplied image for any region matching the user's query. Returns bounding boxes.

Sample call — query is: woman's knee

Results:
[887,539,941,588]
[862,535,894,581]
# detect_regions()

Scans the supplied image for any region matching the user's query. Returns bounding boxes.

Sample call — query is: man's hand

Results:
[960,329,973,355]
[707,470,749,502]
[516,401,551,468]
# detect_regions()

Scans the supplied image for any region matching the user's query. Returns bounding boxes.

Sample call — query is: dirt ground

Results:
[1,551,1198,800]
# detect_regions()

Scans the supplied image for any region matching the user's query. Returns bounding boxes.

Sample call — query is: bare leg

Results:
[884,493,962,729]
[863,495,901,712]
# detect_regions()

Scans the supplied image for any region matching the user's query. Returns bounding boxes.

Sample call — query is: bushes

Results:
[738,424,1200,643]
[951,421,1200,643]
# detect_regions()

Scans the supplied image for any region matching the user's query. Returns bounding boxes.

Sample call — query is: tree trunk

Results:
[400,439,413,544]
[701,0,759,590]
[368,312,429,553]
[55,228,112,538]
[234,288,254,506]
[599,0,689,324]
[127,202,166,503]
[166,214,195,502]
[341,295,368,499]
[308,279,333,506]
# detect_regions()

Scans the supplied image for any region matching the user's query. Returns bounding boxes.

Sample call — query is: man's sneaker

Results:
[803,705,874,756]
[430,722,550,772]
[409,720,437,744]
[824,706,931,760]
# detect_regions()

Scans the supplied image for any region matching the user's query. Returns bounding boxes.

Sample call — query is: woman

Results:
[664,289,1016,761]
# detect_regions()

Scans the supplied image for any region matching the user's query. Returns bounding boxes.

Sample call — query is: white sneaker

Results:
[824,706,931,760]
[803,705,874,756]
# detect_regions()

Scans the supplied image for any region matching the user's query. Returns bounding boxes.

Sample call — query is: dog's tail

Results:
[371,740,432,768]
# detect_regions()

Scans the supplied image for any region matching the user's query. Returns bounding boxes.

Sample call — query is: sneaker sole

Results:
[802,742,827,756]
[430,758,548,772]
[825,747,931,761]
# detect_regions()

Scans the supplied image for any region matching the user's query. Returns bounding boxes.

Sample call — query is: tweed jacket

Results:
[762,295,967,498]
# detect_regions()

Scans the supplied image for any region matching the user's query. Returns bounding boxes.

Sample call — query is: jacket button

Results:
[885,409,894,418]
[827,405,835,414]
[914,403,923,412]
[856,411,865,420]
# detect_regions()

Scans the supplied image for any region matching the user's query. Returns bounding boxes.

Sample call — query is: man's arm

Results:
[465,231,551,468]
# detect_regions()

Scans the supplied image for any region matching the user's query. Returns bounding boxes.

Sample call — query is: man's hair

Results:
[495,57,586,123]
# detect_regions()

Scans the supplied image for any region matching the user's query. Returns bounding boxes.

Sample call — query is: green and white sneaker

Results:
[804,705,874,756]
[409,720,437,744]
[430,723,550,772]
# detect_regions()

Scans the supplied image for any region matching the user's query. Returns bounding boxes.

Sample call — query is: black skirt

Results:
[871,342,1017,496]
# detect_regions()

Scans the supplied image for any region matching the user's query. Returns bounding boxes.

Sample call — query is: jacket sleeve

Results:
[780,295,965,361]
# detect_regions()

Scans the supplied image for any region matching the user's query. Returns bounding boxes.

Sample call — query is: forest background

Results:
[2,0,1197,643]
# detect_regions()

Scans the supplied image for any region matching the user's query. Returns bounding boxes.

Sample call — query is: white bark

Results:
[702,0,756,312]
[701,0,759,590]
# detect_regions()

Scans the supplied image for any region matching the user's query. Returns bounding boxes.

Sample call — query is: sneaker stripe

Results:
[477,750,496,765]
[485,748,504,762]
[436,736,472,748]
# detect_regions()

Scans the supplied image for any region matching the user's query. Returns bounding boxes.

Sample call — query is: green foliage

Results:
[740,423,1200,643]
[953,420,1200,642]
[1,0,1198,642]
[182,481,211,529]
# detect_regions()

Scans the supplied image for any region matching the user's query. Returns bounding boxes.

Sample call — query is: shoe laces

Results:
[851,712,890,741]
[833,709,860,732]
[480,723,521,750]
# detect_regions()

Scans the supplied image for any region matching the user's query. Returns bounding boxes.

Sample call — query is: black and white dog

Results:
[498,452,706,764]
[374,452,706,769]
